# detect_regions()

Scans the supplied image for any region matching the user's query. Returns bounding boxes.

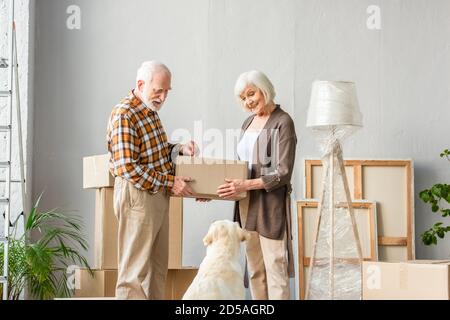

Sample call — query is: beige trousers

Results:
[113,177,170,300]
[240,197,290,300]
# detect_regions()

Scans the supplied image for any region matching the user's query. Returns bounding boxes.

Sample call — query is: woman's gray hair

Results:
[136,61,171,85]
[234,70,276,110]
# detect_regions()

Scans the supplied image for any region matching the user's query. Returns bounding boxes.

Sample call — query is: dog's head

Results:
[202,220,250,246]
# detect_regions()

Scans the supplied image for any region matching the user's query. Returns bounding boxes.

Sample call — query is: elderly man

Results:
[107,61,197,299]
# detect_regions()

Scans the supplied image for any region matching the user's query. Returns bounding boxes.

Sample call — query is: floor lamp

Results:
[305,80,364,300]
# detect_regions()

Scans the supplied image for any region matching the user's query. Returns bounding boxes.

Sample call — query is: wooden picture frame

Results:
[304,159,415,262]
[297,200,378,300]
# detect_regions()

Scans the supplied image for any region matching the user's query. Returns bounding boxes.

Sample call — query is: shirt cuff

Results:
[165,174,175,188]
[170,144,183,161]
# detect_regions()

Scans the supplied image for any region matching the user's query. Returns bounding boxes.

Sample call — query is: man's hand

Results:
[171,176,195,197]
[196,198,212,203]
[181,141,200,156]
[217,179,247,199]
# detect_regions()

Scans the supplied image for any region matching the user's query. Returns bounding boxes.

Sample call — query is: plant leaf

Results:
[419,190,431,203]
[6,192,92,300]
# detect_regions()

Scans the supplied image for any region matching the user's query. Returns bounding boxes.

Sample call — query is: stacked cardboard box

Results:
[165,268,198,300]
[76,155,117,298]
[80,154,198,299]
[74,269,118,298]
[168,197,183,269]
[363,260,450,300]
[83,154,115,189]
[167,196,198,299]
[93,188,118,269]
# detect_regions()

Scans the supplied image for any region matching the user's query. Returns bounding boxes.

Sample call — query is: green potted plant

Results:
[419,149,450,245]
[0,193,92,300]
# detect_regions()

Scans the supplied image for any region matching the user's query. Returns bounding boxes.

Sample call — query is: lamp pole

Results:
[329,132,335,300]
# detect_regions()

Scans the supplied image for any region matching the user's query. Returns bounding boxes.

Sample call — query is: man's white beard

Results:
[142,85,162,112]
[143,98,161,112]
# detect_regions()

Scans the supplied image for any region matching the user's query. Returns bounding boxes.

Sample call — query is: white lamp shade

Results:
[306,81,363,128]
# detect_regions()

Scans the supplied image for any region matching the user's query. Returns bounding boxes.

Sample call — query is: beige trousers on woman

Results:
[113,176,170,300]
[239,197,290,300]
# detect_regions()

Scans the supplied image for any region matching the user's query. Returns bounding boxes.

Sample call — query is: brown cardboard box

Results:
[74,269,117,298]
[363,260,450,300]
[165,268,198,300]
[94,188,118,269]
[74,268,197,299]
[168,197,183,269]
[175,156,248,201]
[168,197,198,269]
[83,154,115,189]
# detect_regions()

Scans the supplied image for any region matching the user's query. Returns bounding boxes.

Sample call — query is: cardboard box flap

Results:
[175,156,247,166]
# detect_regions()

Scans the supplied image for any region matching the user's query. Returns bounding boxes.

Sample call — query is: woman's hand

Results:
[217,179,247,199]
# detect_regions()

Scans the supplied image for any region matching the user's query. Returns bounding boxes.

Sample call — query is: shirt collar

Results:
[130,89,156,116]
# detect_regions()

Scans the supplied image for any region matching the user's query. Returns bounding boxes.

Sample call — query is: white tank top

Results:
[237,129,262,171]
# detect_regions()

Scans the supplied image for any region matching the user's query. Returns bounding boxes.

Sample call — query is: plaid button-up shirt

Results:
[107,90,179,192]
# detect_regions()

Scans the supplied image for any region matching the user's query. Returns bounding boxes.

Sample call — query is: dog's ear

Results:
[203,221,218,246]
[203,232,213,246]
[203,223,219,246]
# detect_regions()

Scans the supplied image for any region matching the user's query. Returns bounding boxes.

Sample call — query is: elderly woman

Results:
[217,70,297,300]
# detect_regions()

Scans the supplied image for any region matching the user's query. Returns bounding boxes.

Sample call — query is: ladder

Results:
[0,0,27,300]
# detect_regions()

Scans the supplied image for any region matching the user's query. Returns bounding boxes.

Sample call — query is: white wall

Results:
[32,0,450,299]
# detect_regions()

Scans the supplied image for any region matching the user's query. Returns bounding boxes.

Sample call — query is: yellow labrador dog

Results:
[182,220,250,300]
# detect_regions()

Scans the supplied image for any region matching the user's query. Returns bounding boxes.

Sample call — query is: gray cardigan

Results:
[234,105,297,277]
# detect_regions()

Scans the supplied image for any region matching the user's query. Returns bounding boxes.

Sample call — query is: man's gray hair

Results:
[234,70,276,109]
[136,61,172,85]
